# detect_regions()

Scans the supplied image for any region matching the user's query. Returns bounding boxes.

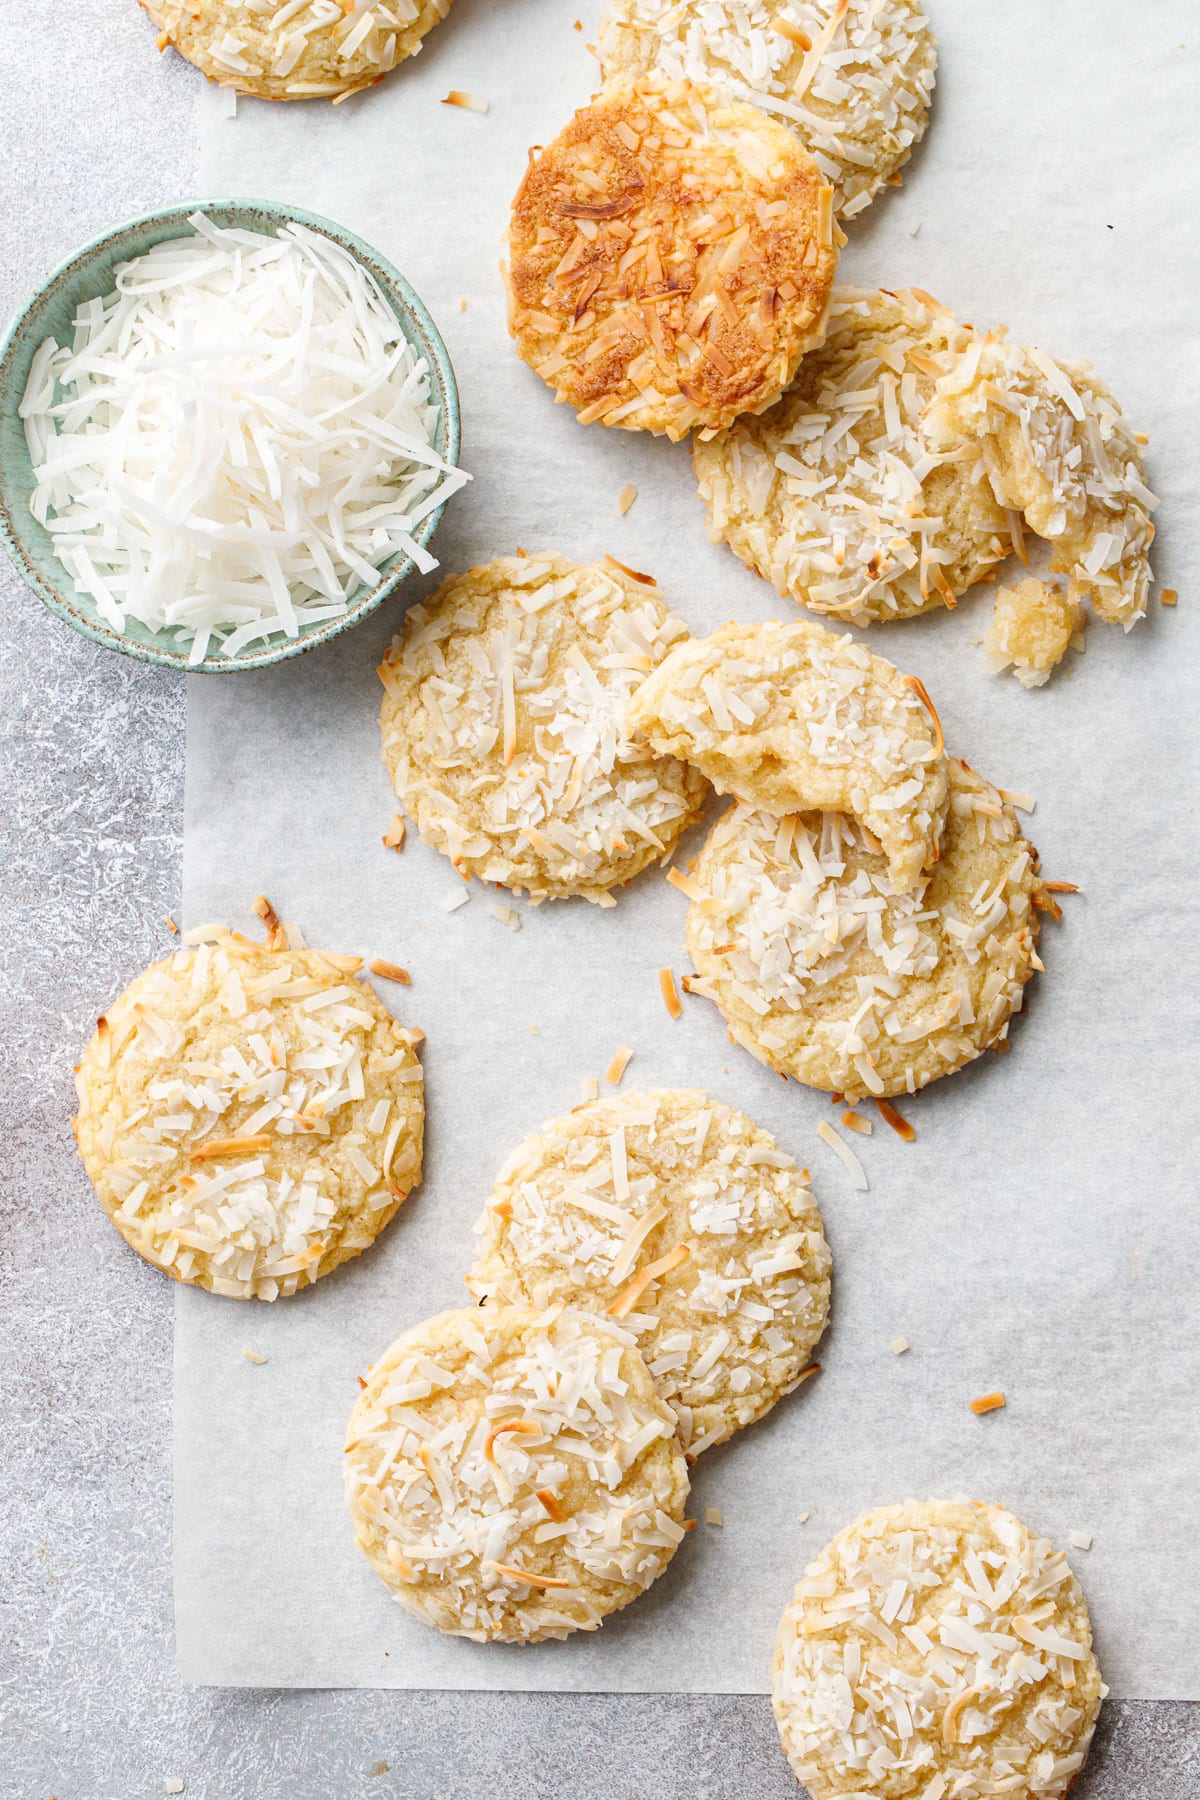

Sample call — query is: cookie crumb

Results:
[705,1506,724,1527]
[797,1510,811,1523]
[890,1337,910,1355]
[528,1024,540,1036]
[618,482,637,515]
[1069,1531,1093,1551]
[164,1782,185,1796]
[241,1349,268,1365]
[369,1764,390,1778]
[984,579,1082,687]
[459,298,468,311]
[605,1044,633,1085]
[488,900,522,931]
[970,1390,1006,1416]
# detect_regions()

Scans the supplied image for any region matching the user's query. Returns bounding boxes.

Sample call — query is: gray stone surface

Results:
[0,4,1196,1797]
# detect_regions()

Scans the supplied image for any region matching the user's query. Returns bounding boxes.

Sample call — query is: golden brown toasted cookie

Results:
[74,929,424,1298]
[598,0,937,221]
[506,74,839,440]
[140,0,453,100]
[627,618,948,891]
[467,1087,831,1455]
[344,1305,689,1641]
[683,760,1041,1100]
[378,551,708,904]
[693,287,1011,622]
[773,1499,1103,1800]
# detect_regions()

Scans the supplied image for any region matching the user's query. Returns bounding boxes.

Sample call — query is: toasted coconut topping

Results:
[443,89,489,112]
[1160,587,1178,606]
[659,967,684,1018]
[382,815,408,851]
[927,337,1158,628]
[467,1088,831,1453]
[618,483,639,515]
[379,553,707,905]
[506,73,838,440]
[605,1043,634,1085]
[686,760,1039,1099]
[597,0,936,219]
[875,1097,915,1141]
[695,288,1010,624]
[773,1498,1103,1800]
[370,959,412,985]
[74,937,423,1300]
[970,1390,1006,1416]
[344,1305,689,1642]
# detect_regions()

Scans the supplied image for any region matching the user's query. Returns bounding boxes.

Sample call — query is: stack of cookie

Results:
[626,618,1047,1101]
[344,1086,833,1641]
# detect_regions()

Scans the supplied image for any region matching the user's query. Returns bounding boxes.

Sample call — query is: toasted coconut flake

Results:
[603,554,656,586]
[1161,588,1179,606]
[536,1489,567,1522]
[369,958,412,985]
[618,483,638,516]
[188,1134,273,1161]
[252,893,285,947]
[839,1109,871,1135]
[658,966,683,1019]
[605,1043,634,1085]
[890,1336,910,1355]
[1041,880,1080,894]
[875,1098,915,1142]
[607,1241,691,1318]
[999,788,1035,812]
[165,915,179,934]
[941,1682,990,1746]
[665,867,706,901]
[443,90,489,113]
[705,1506,724,1527]
[902,673,943,755]
[484,1418,544,1465]
[485,1561,573,1589]
[970,1389,1006,1416]
[241,1348,268,1365]
[382,815,408,851]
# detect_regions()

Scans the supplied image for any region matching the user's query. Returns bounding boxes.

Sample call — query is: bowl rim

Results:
[0,197,462,675]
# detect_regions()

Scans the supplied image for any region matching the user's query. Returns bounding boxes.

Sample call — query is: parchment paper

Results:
[176,0,1200,1695]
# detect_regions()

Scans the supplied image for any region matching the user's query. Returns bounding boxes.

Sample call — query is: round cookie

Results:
[926,336,1157,626]
[73,929,424,1299]
[684,760,1041,1100]
[773,1499,1103,1800]
[468,1088,831,1455]
[627,618,948,892]
[344,1304,690,1642]
[506,74,839,441]
[140,0,453,101]
[598,0,937,221]
[378,551,709,904]
[693,287,1012,623]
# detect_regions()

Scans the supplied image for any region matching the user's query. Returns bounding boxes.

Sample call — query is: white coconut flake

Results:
[20,214,469,657]
[815,1119,869,1191]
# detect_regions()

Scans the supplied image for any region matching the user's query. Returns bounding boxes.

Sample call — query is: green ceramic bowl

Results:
[0,200,462,673]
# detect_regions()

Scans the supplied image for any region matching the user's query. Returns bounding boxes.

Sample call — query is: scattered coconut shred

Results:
[20,214,469,662]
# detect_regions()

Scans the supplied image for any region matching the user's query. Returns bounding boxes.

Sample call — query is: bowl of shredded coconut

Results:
[0,201,467,670]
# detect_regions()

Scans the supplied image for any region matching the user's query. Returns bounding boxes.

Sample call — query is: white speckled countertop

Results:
[0,4,1197,1796]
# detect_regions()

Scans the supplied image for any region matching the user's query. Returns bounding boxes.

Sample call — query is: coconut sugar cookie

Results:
[684,760,1040,1100]
[773,1499,1103,1800]
[506,74,838,441]
[378,552,708,904]
[927,335,1158,626]
[598,0,937,220]
[468,1089,831,1455]
[694,288,1011,622]
[140,0,453,100]
[627,618,948,891]
[344,1305,689,1641]
[73,924,424,1299]
[984,579,1083,690]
